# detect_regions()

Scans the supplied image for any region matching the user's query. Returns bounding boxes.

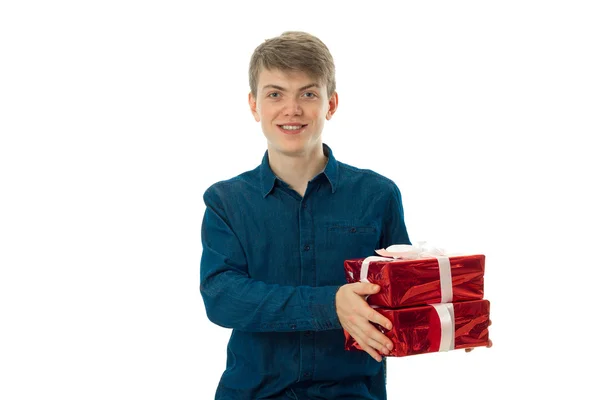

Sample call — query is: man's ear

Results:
[248,92,260,122]
[326,91,339,120]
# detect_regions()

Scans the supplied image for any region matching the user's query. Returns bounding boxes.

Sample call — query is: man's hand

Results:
[465,319,493,352]
[335,282,394,362]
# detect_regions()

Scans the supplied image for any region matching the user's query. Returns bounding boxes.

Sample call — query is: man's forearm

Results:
[201,266,343,332]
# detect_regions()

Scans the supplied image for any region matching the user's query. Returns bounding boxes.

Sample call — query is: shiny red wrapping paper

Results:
[344,255,485,308]
[344,300,490,357]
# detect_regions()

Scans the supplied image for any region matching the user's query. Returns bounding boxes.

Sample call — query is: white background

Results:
[1,1,599,399]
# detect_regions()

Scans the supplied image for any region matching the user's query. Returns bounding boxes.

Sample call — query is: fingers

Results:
[363,308,394,349]
[359,340,384,362]
[465,339,493,352]
[365,307,392,331]
[358,317,394,351]
[355,332,384,362]
[350,282,381,296]
[343,323,385,362]
[365,336,391,356]
[466,318,493,352]
[352,329,389,362]
[342,313,394,362]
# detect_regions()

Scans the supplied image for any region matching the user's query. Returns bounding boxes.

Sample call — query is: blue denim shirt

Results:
[200,144,410,399]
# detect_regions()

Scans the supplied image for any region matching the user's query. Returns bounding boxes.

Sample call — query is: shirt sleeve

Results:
[381,181,411,248]
[199,186,343,333]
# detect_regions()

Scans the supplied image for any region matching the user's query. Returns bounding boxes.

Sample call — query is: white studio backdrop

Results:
[1,1,599,399]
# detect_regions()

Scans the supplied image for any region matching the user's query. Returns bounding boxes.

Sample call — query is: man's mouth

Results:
[278,124,308,130]
[277,124,308,134]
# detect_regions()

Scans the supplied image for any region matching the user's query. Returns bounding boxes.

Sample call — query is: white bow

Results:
[375,241,447,260]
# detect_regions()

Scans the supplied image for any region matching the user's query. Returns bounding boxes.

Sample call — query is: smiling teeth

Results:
[281,125,303,130]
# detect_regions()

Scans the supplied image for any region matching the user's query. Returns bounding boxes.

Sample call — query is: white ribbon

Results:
[360,242,455,303]
[435,256,453,303]
[359,256,396,283]
[431,303,455,352]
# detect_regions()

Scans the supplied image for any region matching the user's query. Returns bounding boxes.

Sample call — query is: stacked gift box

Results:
[343,244,491,357]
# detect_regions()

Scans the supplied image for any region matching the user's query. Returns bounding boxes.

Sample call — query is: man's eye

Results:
[303,92,316,98]
[268,93,280,98]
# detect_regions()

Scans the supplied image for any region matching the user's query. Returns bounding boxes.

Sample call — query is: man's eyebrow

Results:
[261,83,320,92]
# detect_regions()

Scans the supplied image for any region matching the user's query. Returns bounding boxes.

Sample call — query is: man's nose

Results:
[283,99,302,116]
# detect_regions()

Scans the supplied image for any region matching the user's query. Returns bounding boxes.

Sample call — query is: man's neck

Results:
[267,144,328,197]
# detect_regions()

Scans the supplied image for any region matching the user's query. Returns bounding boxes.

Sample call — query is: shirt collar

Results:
[260,143,339,198]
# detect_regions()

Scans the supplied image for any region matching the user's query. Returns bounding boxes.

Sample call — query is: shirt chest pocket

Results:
[324,221,381,260]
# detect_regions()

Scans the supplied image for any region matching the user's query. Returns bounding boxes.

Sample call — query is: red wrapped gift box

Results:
[344,299,490,357]
[344,254,485,308]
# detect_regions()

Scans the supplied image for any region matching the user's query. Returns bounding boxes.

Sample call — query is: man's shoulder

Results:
[337,160,399,191]
[203,165,261,202]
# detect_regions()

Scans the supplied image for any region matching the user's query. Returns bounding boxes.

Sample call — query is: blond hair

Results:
[249,31,336,98]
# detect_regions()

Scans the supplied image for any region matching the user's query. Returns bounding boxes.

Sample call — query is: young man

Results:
[200,31,410,399]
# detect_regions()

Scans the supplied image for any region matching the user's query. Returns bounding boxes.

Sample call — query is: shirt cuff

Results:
[310,285,344,331]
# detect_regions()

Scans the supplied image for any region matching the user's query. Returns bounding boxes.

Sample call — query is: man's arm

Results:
[200,186,342,332]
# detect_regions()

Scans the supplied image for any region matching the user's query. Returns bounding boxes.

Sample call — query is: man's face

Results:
[249,68,338,157]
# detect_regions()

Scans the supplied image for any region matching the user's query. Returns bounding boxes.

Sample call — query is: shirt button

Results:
[302,203,307,209]
[350,227,357,233]
[303,372,310,378]
[304,245,310,251]
[290,324,296,330]
[304,331,312,336]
